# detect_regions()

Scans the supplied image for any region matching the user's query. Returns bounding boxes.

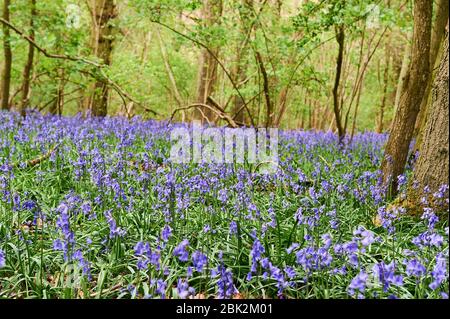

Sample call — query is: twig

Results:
[14,142,61,169]
[170,103,238,128]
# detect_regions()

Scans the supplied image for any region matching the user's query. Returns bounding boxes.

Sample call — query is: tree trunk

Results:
[332,25,345,142]
[393,32,411,115]
[380,0,432,195]
[90,0,117,117]
[232,0,254,125]
[1,0,12,111]
[195,0,223,123]
[156,27,183,107]
[377,39,391,133]
[20,0,37,117]
[413,0,449,147]
[407,35,449,211]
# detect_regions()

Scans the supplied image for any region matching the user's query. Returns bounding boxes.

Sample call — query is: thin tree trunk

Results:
[20,0,37,117]
[377,39,391,133]
[407,35,449,212]
[381,0,432,195]
[232,0,253,124]
[195,0,223,123]
[1,0,12,110]
[332,25,345,142]
[156,27,183,107]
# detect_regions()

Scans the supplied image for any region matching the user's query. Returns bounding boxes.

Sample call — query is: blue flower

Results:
[192,251,208,272]
[173,239,189,262]
[405,259,426,277]
[0,249,5,268]
[429,253,447,290]
[348,271,368,297]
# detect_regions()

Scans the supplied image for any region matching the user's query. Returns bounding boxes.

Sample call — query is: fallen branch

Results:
[152,20,255,127]
[14,142,61,169]
[170,103,238,128]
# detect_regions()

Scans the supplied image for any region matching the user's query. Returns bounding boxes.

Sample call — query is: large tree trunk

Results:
[380,0,432,195]
[90,0,117,117]
[413,0,449,148]
[195,0,223,123]
[332,25,345,142]
[407,35,449,211]
[1,0,12,111]
[20,0,37,117]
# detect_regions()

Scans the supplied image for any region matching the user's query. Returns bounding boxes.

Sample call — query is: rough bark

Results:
[380,0,432,195]
[413,0,449,145]
[195,0,223,123]
[1,0,12,110]
[20,0,37,117]
[332,25,345,142]
[407,36,449,211]
[393,32,411,114]
[90,0,117,117]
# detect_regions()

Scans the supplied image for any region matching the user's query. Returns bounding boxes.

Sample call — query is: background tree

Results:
[195,0,223,122]
[89,0,118,117]
[1,0,12,110]
[20,0,37,116]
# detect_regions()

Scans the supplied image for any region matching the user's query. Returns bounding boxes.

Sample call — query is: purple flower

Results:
[0,249,5,268]
[192,251,208,272]
[161,225,172,241]
[348,271,368,297]
[249,239,265,273]
[72,249,91,280]
[104,210,126,239]
[229,221,238,235]
[215,264,238,299]
[429,254,447,290]
[173,239,189,262]
[177,278,195,299]
[405,259,426,277]
[155,279,167,299]
[372,261,403,292]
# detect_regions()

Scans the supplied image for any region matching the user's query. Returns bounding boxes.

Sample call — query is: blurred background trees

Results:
[0,0,416,130]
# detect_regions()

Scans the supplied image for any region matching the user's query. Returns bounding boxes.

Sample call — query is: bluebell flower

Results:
[173,239,189,262]
[429,253,447,290]
[405,259,426,277]
[0,249,5,268]
[192,251,208,272]
[161,225,172,241]
[372,261,403,292]
[348,271,368,297]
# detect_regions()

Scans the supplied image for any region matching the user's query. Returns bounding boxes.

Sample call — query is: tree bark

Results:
[90,0,117,117]
[1,0,12,111]
[380,0,432,195]
[20,0,37,117]
[407,35,449,211]
[332,25,345,142]
[413,0,449,146]
[393,32,411,114]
